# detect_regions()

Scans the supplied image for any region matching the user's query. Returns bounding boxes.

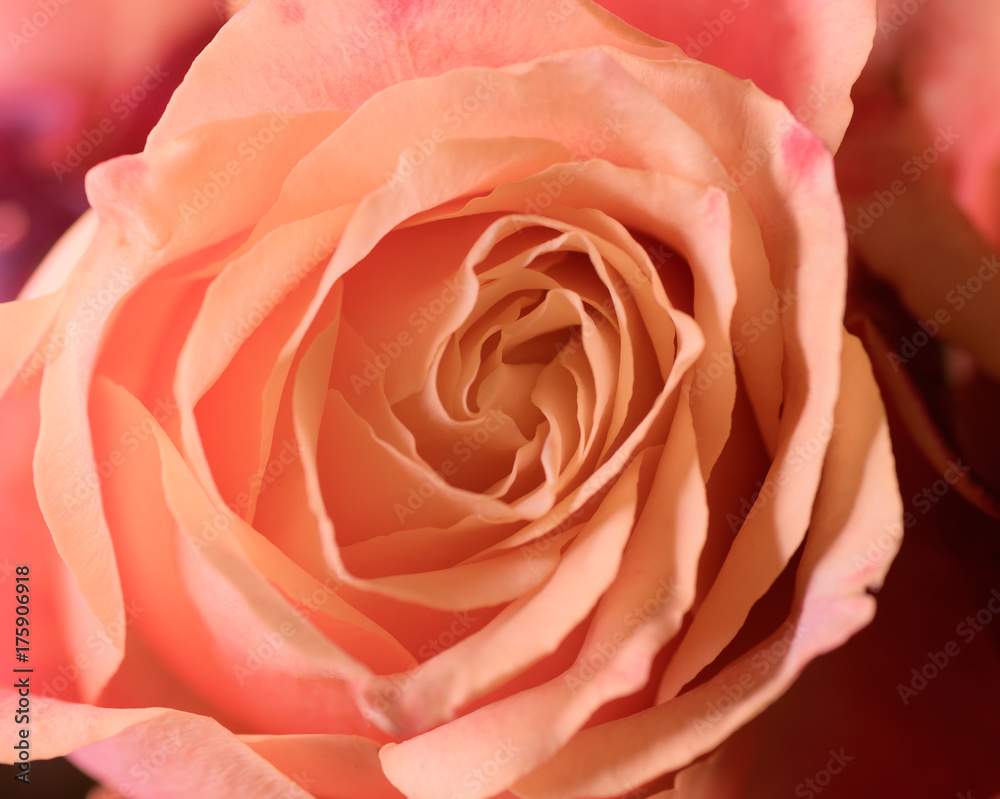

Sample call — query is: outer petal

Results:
[1,375,117,704]
[148,0,680,145]
[594,0,877,150]
[0,694,391,799]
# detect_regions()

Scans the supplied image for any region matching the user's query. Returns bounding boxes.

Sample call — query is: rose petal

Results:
[0,694,349,799]
[0,376,115,703]
[148,0,680,146]
[595,0,876,150]
[241,734,403,799]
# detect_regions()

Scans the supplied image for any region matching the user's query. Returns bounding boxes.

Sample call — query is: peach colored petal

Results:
[0,291,63,396]
[575,394,706,676]
[595,0,876,150]
[173,211,343,517]
[511,334,902,798]
[249,55,723,241]
[288,307,554,603]
[0,376,115,702]
[241,734,403,799]
[457,159,781,460]
[29,110,354,701]
[888,0,1000,247]
[148,0,681,146]
[0,694,340,798]
[87,111,347,253]
[631,65,849,703]
[31,224,134,699]
[97,621,239,727]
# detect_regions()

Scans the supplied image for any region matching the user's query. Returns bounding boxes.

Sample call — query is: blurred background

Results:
[0,0,224,302]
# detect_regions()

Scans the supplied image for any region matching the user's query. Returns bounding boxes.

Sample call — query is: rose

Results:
[0,0,222,301]
[1,1,902,797]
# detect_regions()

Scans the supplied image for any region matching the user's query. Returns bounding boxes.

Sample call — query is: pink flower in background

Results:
[0,0,222,300]
[835,0,1000,508]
